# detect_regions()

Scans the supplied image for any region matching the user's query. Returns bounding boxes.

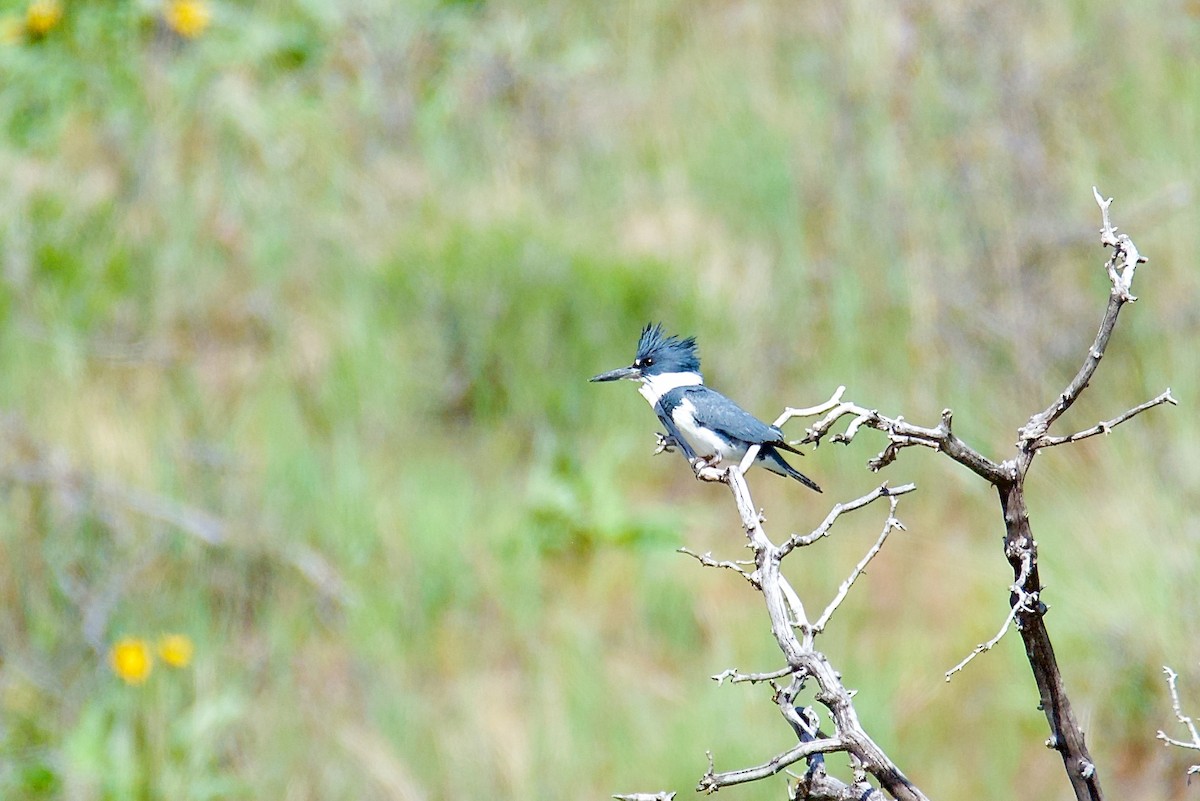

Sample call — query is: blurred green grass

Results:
[1,0,1199,799]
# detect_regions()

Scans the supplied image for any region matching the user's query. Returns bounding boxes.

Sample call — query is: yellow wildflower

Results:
[158,634,194,669]
[164,0,211,39]
[25,0,62,36]
[109,638,154,685]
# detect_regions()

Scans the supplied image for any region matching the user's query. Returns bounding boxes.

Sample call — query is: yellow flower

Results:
[158,634,194,669]
[164,0,211,39]
[109,638,154,685]
[25,0,62,36]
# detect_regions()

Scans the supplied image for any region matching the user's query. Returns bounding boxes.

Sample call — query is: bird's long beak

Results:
[589,365,641,382]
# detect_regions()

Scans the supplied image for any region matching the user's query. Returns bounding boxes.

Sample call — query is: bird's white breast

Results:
[671,397,745,462]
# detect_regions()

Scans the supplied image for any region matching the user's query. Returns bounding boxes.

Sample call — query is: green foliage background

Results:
[1,1,1198,798]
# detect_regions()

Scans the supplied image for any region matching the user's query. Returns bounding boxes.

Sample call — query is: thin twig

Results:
[737,443,762,475]
[697,736,846,793]
[775,388,850,429]
[677,547,758,586]
[811,496,905,636]
[945,603,1018,681]
[711,666,794,686]
[780,482,916,556]
[1094,186,1147,302]
[1157,666,1200,775]
[797,399,1007,484]
[945,553,1033,680]
[1031,389,1177,449]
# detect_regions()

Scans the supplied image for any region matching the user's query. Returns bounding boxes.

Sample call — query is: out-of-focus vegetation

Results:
[0,0,1197,798]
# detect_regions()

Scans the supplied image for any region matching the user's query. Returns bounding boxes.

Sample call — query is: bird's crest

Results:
[635,323,701,374]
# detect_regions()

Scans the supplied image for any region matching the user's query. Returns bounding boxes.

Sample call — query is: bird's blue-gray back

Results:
[659,386,785,445]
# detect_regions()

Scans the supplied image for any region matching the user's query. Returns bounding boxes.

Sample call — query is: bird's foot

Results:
[654,432,679,455]
[690,455,727,482]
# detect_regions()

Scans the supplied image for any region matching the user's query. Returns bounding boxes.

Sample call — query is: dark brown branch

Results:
[1017,293,1123,447]
[992,191,1159,801]
[997,481,1103,799]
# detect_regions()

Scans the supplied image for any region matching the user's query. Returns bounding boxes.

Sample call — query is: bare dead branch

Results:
[781,482,915,556]
[811,495,905,636]
[1030,389,1177,449]
[697,736,847,793]
[737,442,764,474]
[776,390,852,428]
[1017,192,1152,452]
[789,770,886,801]
[943,605,1016,680]
[696,466,928,800]
[711,666,795,686]
[999,193,1168,800]
[779,576,811,629]
[1156,666,1200,776]
[613,793,676,801]
[677,547,758,586]
[693,463,729,483]
[791,397,1008,484]
[780,698,821,741]
[1094,187,1147,302]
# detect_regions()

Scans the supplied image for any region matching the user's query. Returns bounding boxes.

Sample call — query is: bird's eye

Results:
[643,357,654,366]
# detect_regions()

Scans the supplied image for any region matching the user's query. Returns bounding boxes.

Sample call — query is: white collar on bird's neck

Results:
[637,371,703,407]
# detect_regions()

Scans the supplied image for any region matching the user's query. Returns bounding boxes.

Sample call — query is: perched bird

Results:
[590,323,821,492]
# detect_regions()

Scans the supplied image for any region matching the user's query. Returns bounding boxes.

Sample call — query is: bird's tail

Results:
[761,447,822,493]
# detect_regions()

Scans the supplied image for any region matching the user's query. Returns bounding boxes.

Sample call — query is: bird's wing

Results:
[653,403,700,461]
[681,387,791,447]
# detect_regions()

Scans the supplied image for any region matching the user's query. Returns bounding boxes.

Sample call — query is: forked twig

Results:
[810,495,905,638]
[1157,666,1200,776]
[780,483,915,556]
[1030,389,1176,449]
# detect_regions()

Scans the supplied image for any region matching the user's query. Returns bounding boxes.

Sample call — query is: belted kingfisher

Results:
[590,323,821,492]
